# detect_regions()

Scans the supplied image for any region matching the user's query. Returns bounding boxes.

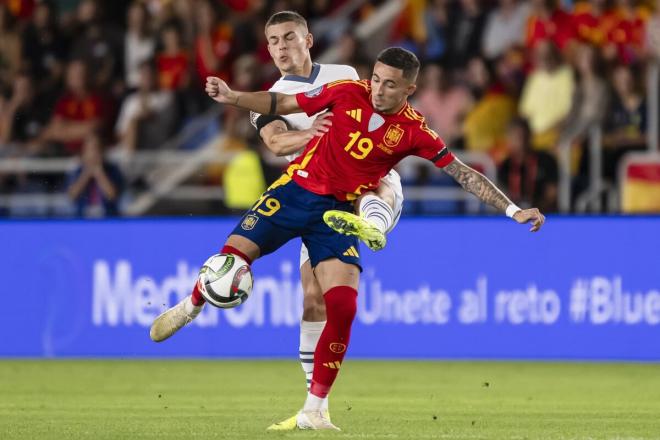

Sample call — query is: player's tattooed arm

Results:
[442,157,511,212]
[443,157,546,231]
[205,76,302,115]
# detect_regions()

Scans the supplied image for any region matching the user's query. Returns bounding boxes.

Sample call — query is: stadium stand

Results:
[0,0,658,217]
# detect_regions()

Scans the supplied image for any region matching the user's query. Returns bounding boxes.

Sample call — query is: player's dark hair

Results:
[265,11,308,30]
[376,47,420,82]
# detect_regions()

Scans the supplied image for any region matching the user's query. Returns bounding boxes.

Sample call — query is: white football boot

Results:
[149,297,201,342]
[296,409,340,431]
[267,409,333,431]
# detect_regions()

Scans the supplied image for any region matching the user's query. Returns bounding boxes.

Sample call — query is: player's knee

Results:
[301,275,326,321]
[302,295,326,321]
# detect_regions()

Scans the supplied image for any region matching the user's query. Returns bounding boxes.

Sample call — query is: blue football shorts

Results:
[230,177,362,270]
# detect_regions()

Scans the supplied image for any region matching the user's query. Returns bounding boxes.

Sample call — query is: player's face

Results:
[265,22,313,75]
[370,62,417,114]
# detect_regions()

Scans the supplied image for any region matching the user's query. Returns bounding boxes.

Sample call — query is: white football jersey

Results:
[251,63,359,161]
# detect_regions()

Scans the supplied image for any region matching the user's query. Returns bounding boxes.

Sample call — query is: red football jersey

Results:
[289,79,454,201]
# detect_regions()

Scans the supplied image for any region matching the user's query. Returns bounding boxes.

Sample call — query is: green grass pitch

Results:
[1,360,659,439]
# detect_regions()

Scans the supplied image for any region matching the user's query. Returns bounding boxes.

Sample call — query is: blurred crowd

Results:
[401,0,659,213]
[0,0,658,216]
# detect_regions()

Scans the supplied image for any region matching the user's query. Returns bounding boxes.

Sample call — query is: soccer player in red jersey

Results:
[166,47,545,430]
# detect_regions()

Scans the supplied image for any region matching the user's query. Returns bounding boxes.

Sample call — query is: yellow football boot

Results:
[323,210,386,251]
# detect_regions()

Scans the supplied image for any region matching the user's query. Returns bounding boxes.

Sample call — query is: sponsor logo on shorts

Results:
[241,214,259,230]
[304,86,323,97]
[329,342,346,353]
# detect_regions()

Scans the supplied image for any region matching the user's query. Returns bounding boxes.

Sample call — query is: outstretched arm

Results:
[205,76,302,115]
[442,157,545,232]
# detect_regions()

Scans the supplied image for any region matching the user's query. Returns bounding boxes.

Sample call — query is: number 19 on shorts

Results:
[252,194,281,217]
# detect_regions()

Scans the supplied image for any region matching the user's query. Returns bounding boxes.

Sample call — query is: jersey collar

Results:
[282,63,321,83]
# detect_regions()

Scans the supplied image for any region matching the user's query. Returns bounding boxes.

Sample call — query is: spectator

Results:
[115,60,176,154]
[69,0,123,90]
[34,60,105,156]
[602,0,651,64]
[222,144,267,212]
[152,0,196,46]
[156,21,189,91]
[124,1,155,90]
[194,0,232,85]
[482,0,531,60]
[602,62,647,178]
[572,0,616,48]
[67,133,123,217]
[498,117,559,212]
[493,47,527,97]
[560,43,609,144]
[444,0,487,68]
[0,72,49,151]
[422,0,449,62]
[21,0,67,96]
[519,40,575,150]
[462,56,517,155]
[526,0,577,51]
[0,4,22,88]
[412,64,472,146]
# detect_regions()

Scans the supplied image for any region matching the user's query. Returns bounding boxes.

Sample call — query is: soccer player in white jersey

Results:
[149,10,405,431]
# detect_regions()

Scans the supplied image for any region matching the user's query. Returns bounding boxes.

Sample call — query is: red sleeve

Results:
[412,123,454,168]
[295,82,343,116]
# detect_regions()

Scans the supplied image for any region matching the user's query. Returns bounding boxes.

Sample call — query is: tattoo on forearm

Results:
[444,161,511,212]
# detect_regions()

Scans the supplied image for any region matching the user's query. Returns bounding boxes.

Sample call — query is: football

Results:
[197,253,253,309]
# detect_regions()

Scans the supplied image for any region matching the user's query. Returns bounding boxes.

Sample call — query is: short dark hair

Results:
[265,11,308,30]
[376,47,420,82]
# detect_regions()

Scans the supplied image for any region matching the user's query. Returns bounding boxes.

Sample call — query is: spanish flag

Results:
[622,162,660,213]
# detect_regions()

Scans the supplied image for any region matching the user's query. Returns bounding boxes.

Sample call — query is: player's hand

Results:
[308,112,333,137]
[513,208,545,232]
[205,76,235,104]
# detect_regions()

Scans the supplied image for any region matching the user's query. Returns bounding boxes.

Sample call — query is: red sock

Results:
[190,279,206,306]
[310,286,358,398]
[221,245,253,265]
[192,246,254,306]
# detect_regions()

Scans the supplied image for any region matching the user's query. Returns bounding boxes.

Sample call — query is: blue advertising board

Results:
[1,217,658,360]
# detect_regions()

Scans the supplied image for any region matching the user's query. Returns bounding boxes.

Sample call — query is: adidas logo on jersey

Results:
[346,109,362,122]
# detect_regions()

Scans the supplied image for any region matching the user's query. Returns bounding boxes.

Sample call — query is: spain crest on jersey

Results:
[383,124,404,148]
[241,214,259,230]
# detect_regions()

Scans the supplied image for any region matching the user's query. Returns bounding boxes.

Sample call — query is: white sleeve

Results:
[344,66,360,80]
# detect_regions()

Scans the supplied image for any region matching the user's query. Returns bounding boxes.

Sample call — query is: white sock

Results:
[359,194,394,234]
[183,296,203,316]
[300,320,329,410]
[303,392,325,411]
[300,320,325,390]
